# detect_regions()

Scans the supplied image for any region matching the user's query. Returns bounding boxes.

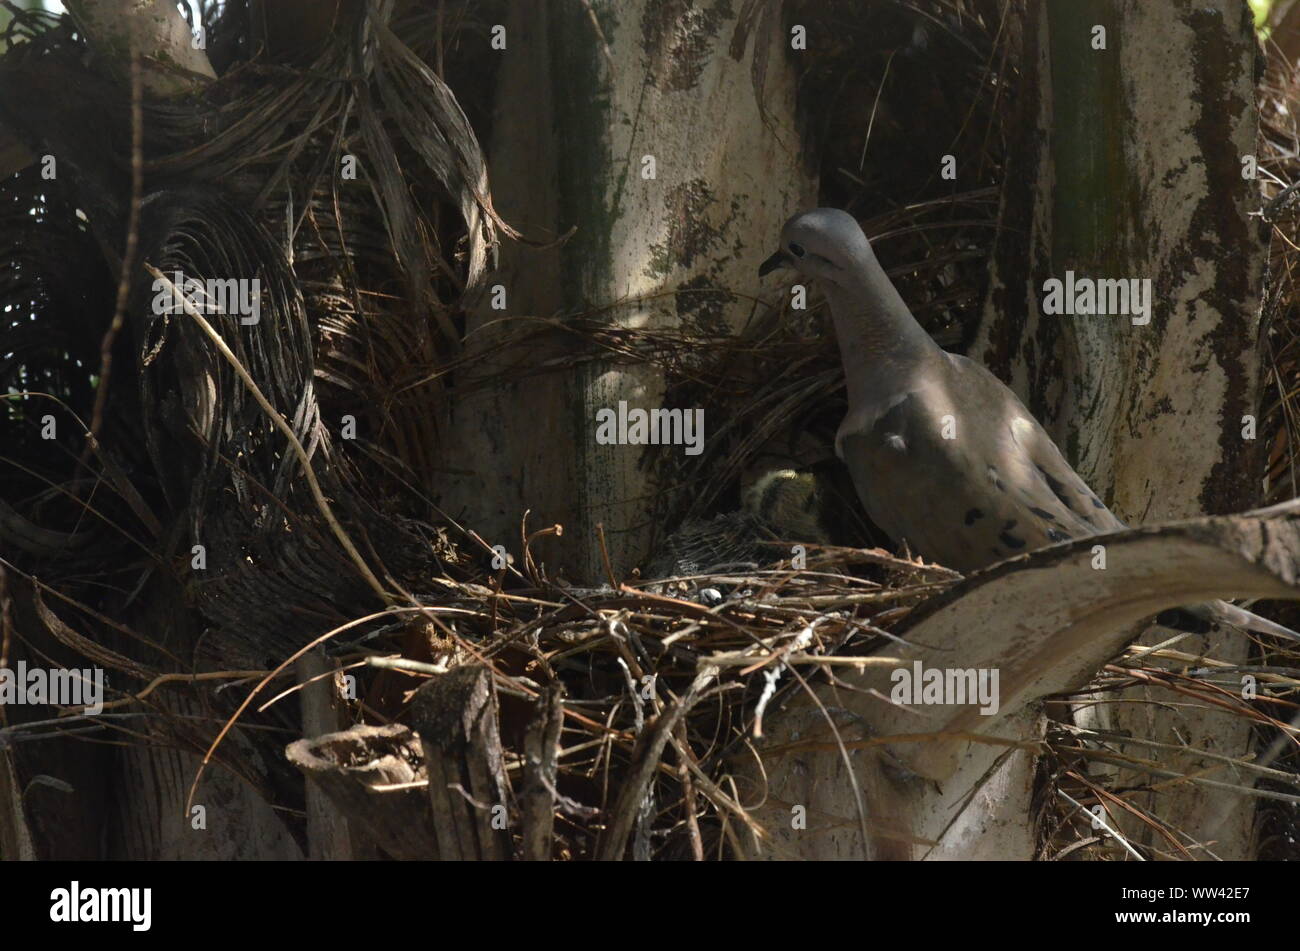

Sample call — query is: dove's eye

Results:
[788,242,805,257]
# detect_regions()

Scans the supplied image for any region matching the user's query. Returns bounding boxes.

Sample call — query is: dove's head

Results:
[759,208,873,287]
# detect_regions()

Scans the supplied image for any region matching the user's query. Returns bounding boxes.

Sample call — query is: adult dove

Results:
[759,207,1298,641]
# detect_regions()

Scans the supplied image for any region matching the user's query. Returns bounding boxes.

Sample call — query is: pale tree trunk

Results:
[0,0,215,177]
[440,0,813,580]
[970,0,1266,859]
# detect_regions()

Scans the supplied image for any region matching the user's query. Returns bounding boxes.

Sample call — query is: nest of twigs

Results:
[331,546,954,860]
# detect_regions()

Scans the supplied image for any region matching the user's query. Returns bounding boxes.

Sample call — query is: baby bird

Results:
[645,470,828,601]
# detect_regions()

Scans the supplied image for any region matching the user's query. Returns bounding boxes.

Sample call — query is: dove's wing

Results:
[837,352,1123,573]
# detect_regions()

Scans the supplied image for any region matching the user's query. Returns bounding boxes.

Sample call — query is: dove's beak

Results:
[758,250,789,277]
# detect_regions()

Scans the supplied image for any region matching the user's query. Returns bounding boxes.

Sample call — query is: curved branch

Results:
[740,510,1300,860]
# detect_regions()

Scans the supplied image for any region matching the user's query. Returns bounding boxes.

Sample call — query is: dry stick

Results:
[1074,727,1300,786]
[858,48,898,171]
[1050,835,1104,861]
[1057,789,1144,862]
[596,522,619,589]
[711,653,905,669]
[92,670,277,713]
[672,720,705,862]
[578,0,616,75]
[142,263,392,605]
[257,659,369,713]
[1127,664,1300,736]
[1124,646,1300,690]
[595,667,717,860]
[521,512,562,586]
[365,656,444,676]
[764,730,1042,757]
[1059,746,1300,806]
[83,46,144,470]
[1063,769,1194,860]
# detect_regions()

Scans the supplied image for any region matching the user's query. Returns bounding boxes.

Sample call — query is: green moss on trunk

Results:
[1047,0,1127,272]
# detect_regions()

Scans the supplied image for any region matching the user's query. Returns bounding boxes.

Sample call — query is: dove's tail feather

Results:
[1188,600,1300,643]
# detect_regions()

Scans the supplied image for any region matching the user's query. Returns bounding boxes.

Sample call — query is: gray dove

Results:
[759,207,1298,642]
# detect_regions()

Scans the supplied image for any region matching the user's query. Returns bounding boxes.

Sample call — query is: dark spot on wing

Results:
[1028,507,1056,521]
[1047,529,1071,542]
[998,531,1026,549]
[988,466,1005,492]
[1037,464,1095,523]
[1091,496,1105,509]
[1036,465,1066,498]
[964,508,983,525]
[1003,519,1017,530]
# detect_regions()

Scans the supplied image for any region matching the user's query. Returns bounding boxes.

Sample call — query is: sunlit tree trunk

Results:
[971,0,1267,861]
[439,0,812,581]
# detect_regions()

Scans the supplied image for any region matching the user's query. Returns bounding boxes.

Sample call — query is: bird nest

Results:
[311,546,961,860]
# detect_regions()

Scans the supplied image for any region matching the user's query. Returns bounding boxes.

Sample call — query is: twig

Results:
[83,44,144,472]
[1058,789,1144,861]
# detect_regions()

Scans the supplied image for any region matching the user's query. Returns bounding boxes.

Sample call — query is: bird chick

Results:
[644,469,828,597]
[744,469,827,551]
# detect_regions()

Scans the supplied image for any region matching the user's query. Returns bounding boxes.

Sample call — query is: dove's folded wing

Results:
[837,355,1124,572]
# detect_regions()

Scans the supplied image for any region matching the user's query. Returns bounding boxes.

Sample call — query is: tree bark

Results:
[971,0,1268,858]
[439,0,813,581]
[64,0,216,93]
